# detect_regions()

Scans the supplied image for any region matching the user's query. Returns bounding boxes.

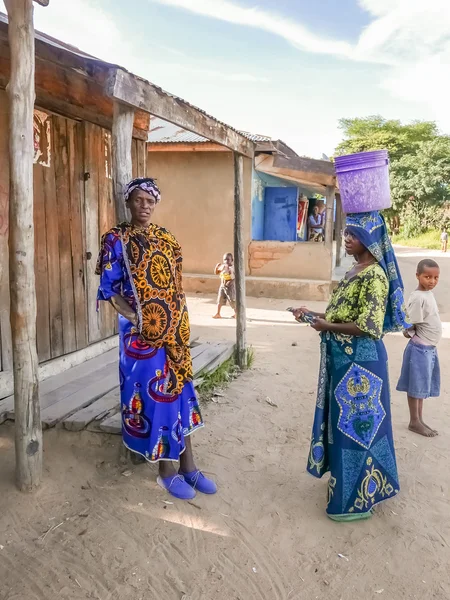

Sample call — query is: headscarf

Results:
[345,211,410,333]
[124,177,161,203]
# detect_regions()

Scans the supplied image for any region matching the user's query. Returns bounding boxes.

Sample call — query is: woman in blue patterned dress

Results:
[293,211,409,521]
[96,178,217,501]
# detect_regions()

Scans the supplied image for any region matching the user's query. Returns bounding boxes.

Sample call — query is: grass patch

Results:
[197,346,255,402]
[391,229,441,250]
[197,356,237,402]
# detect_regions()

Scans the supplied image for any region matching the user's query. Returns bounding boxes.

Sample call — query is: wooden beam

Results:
[0,35,150,140]
[148,142,230,153]
[272,154,336,187]
[5,0,43,491]
[107,69,254,158]
[233,153,247,369]
[111,100,133,223]
[335,193,343,268]
[325,185,335,254]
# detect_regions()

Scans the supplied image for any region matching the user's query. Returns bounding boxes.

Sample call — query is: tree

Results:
[335,116,450,236]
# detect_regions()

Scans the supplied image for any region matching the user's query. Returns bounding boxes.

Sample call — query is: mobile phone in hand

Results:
[286,307,316,324]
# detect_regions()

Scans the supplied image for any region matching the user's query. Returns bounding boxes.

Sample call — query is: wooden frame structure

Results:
[3,1,253,490]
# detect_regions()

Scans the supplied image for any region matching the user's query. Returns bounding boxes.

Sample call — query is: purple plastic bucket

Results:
[335,150,391,213]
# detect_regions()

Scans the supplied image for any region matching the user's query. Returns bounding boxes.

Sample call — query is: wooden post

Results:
[324,185,335,252]
[111,100,134,223]
[335,193,343,267]
[5,0,42,491]
[233,153,247,369]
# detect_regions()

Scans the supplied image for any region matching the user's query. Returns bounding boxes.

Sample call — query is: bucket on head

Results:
[335,150,391,214]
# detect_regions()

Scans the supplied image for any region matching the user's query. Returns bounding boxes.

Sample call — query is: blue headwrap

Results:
[345,211,410,333]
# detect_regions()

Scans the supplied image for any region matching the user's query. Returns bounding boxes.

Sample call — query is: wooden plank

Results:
[42,115,63,358]
[0,91,11,372]
[5,0,43,491]
[148,142,230,153]
[325,185,335,253]
[136,139,146,178]
[131,138,137,180]
[84,122,102,344]
[272,153,336,185]
[63,387,120,432]
[107,69,254,158]
[190,344,208,360]
[67,119,88,350]
[234,153,247,369]
[98,129,116,339]
[335,193,343,268]
[111,100,133,223]
[0,34,150,141]
[40,369,119,428]
[1,349,119,418]
[99,412,121,434]
[192,343,225,376]
[200,343,234,376]
[54,115,77,354]
[33,164,51,362]
[0,336,119,400]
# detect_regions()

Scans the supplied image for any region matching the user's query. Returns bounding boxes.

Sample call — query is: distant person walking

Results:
[440,229,448,253]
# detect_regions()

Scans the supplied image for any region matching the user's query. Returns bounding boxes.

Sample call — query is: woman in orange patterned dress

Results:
[96,178,217,500]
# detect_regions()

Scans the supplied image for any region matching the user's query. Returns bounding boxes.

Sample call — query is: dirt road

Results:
[0,249,449,600]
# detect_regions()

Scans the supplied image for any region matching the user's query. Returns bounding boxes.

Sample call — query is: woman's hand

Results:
[292,307,310,320]
[310,318,329,332]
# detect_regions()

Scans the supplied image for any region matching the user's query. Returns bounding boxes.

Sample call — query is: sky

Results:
[1,0,449,158]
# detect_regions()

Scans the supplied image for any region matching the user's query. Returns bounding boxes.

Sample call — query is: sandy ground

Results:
[1,249,450,600]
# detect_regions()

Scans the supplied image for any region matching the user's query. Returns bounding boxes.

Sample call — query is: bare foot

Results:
[213,314,222,319]
[420,419,438,435]
[409,421,438,437]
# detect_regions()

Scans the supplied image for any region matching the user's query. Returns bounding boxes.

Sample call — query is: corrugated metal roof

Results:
[148,117,271,144]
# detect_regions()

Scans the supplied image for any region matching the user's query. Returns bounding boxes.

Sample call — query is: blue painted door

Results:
[263,187,298,241]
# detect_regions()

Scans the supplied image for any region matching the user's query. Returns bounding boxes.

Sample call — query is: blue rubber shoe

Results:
[180,470,217,495]
[157,474,196,500]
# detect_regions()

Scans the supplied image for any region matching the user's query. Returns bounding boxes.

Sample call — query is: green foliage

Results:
[391,229,442,250]
[335,116,439,161]
[335,116,450,229]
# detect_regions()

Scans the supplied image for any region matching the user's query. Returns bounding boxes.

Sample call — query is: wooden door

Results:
[83,123,117,345]
[33,109,88,362]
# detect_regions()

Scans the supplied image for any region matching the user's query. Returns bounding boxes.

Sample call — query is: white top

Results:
[407,290,442,346]
[441,232,448,241]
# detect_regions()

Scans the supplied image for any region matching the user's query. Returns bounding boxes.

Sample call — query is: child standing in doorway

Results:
[397,259,442,437]
[213,253,236,319]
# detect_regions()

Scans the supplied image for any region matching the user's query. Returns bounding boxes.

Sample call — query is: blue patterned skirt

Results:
[396,339,440,399]
[307,332,400,516]
[118,316,204,462]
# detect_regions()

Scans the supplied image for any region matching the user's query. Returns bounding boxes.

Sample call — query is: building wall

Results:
[147,151,252,275]
[146,149,333,283]
[249,240,332,281]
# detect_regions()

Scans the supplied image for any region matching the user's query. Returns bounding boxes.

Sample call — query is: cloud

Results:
[151,0,353,59]
[151,0,450,130]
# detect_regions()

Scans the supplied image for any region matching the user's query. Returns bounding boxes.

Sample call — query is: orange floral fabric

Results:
[97,223,192,395]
